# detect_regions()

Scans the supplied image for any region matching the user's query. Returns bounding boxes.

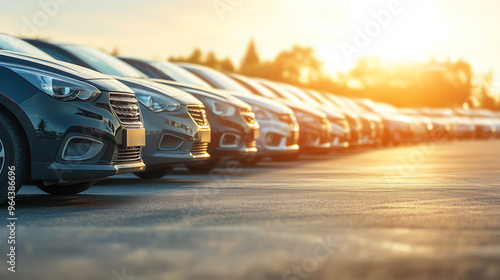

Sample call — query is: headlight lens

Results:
[198,98,236,117]
[294,110,318,124]
[135,90,181,113]
[12,68,100,101]
[253,106,275,120]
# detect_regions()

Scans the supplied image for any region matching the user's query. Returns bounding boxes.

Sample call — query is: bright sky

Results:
[1,0,499,91]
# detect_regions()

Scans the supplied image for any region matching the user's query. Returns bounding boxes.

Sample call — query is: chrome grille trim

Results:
[191,142,209,156]
[113,146,142,163]
[109,92,142,126]
[188,106,209,127]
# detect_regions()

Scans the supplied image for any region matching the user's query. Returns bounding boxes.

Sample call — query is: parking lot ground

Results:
[1,140,500,280]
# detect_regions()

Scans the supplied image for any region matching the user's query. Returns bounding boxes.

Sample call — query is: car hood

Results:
[358,111,382,123]
[276,99,327,119]
[0,50,111,81]
[383,114,414,124]
[117,77,202,106]
[150,79,251,109]
[314,104,345,119]
[216,89,293,115]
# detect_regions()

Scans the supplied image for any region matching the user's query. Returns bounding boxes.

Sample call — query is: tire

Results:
[0,111,28,205]
[185,158,221,174]
[134,166,174,179]
[34,181,95,195]
[238,156,262,167]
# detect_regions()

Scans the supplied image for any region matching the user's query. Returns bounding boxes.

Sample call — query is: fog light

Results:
[158,134,184,150]
[219,133,241,148]
[62,137,104,161]
[265,132,282,147]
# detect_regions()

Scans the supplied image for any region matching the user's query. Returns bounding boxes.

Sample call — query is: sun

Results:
[367,0,447,62]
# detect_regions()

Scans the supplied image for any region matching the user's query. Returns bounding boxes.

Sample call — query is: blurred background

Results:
[2,0,499,110]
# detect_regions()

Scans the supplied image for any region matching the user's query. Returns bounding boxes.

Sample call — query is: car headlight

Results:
[294,110,318,124]
[197,97,236,117]
[135,90,181,113]
[11,67,100,101]
[253,106,275,121]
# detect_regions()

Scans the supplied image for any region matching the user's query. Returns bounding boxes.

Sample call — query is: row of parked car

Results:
[1,33,499,204]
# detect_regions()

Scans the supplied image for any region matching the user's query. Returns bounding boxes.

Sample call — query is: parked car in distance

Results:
[469,109,498,139]
[0,50,146,202]
[417,108,457,140]
[398,108,435,141]
[339,96,382,146]
[237,77,332,155]
[24,39,214,177]
[277,84,350,149]
[355,99,416,146]
[447,108,476,139]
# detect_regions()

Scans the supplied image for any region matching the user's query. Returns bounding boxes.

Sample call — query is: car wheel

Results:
[238,156,262,167]
[0,112,28,205]
[185,158,221,174]
[134,166,174,179]
[34,181,95,195]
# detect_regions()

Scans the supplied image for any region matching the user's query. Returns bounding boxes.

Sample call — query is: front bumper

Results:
[298,122,331,152]
[140,104,211,167]
[255,119,299,156]
[21,91,146,182]
[207,111,259,159]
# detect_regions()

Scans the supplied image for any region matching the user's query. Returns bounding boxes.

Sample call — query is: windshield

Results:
[182,65,254,95]
[0,34,54,60]
[60,45,146,78]
[152,62,213,88]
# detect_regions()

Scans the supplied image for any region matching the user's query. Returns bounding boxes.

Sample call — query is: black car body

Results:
[0,50,146,201]
[24,39,213,177]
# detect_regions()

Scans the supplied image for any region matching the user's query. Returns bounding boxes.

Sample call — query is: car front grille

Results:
[245,132,257,148]
[109,92,142,126]
[191,142,209,156]
[188,106,209,127]
[286,130,299,146]
[240,108,257,125]
[113,146,142,163]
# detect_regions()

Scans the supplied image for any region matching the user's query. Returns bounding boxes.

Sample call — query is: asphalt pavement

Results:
[1,140,499,280]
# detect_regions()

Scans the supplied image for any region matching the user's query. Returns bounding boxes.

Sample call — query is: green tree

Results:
[219,57,235,72]
[205,51,218,69]
[240,39,260,73]
[187,48,203,64]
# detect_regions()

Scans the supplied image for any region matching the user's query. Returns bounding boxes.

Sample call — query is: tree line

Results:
[168,39,499,110]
